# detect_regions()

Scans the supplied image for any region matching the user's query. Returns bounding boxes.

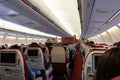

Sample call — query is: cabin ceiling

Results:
[25,0,81,38]
[1,0,120,39]
[0,0,81,38]
[80,0,120,38]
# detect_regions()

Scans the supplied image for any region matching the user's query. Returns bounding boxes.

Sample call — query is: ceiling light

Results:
[22,0,81,38]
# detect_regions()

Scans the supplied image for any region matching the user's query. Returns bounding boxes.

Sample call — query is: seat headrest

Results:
[29,42,41,48]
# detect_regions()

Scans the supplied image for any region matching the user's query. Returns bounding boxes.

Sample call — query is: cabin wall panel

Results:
[16,37,26,45]
[3,36,16,46]
[89,35,105,44]
[26,38,33,45]
[33,39,39,43]
[96,35,105,44]
[93,37,99,43]
[101,32,113,45]
[0,36,4,45]
[41,39,47,44]
[89,37,100,44]
[107,26,120,43]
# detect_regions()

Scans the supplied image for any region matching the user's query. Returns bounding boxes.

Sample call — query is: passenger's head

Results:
[89,41,94,44]
[113,41,120,48]
[9,44,21,49]
[29,42,40,47]
[0,45,6,49]
[95,47,120,80]
[113,42,118,46]
[88,41,95,46]
[116,41,120,47]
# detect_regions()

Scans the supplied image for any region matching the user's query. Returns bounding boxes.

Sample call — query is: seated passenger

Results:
[88,41,95,47]
[9,44,36,80]
[95,47,120,80]
[69,49,76,70]
[67,48,76,76]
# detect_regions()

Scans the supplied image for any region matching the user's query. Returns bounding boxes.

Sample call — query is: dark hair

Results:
[9,44,21,49]
[89,41,94,44]
[29,42,40,47]
[116,41,120,47]
[88,41,95,46]
[113,42,118,46]
[0,45,6,49]
[95,47,120,80]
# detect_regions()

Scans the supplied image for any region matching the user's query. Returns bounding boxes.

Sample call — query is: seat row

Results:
[0,43,74,80]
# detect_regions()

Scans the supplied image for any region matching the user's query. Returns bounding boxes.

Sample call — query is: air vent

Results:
[26,21,34,24]
[96,9,113,13]
[7,10,19,17]
[92,20,104,23]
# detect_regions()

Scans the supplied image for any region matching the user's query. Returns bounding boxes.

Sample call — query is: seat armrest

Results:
[45,67,53,80]
[36,77,43,80]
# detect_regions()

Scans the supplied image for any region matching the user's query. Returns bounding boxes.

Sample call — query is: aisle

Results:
[70,49,83,80]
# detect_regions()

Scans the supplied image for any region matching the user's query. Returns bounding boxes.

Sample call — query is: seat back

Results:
[51,46,66,63]
[51,46,67,79]
[25,47,45,70]
[83,50,105,80]
[0,49,26,80]
[25,47,53,80]
[85,46,105,58]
